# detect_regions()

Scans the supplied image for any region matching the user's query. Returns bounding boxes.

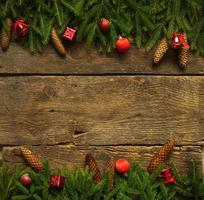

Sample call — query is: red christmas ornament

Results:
[115,158,130,174]
[116,37,131,53]
[20,173,32,187]
[62,27,77,42]
[99,18,111,32]
[13,19,31,38]
[171,32,190,49]
[50,175,65,189]
[161,168,176,185]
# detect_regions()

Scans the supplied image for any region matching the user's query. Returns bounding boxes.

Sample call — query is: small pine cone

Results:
[178,46,189,68]
[106,157,115,191]
[20,147,44,172]
[1,18,12,51]
[85,154,102,183]
[51,28,66,56]
[153,37,169,64]
[148,140,175,173]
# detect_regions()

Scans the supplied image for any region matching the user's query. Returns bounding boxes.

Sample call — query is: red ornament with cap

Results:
[116,36,131,53]
[115,158,130,174]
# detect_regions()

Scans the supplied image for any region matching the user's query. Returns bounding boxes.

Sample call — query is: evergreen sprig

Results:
[0,160,203,200]
[0,0,204,54]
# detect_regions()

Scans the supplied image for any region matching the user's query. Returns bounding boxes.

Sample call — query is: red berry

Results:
[115,159,130,174]
[116,37,131,53]
[20,174,32,187]
[99,18,111,32]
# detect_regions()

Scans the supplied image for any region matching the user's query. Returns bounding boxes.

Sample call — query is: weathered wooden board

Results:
[0,76,203,146]
[3,145,202,172]
[0,43,204,75]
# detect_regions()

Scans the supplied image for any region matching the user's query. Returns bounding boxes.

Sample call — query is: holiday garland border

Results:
[0,0,204,57]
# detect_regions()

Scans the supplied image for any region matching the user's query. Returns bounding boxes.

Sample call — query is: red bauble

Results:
[115,159,130,174]
[116,37,131,53]
[50,175,65,189]
[20,174,32,187]
[99,18,111,32]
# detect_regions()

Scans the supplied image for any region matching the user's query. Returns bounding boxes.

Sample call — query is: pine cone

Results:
[148,140,175,173]
[20,147,44,172]
[51,28,66,56]
[178,46,189,68]
[85,154,102,183]
[1,18,12,51]
[106,157,115,191]
[153,37,169,64]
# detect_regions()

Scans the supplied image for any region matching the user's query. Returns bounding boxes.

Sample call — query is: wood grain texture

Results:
[0,43,204,75]
[0,76,203,146]
[2,145,202,172]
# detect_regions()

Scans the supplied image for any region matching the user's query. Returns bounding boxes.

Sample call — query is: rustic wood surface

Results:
[0,44,203,170]
[0,43,204,75]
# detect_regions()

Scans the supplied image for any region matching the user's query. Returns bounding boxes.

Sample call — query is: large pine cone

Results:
[106,157,115,191]
[1,18,12,51]
[153,37,169,64]
[51,28,66,56]
[148,140,175,173]
[178,46,189,68]
[20,147,44,172]
[85,154,102,183]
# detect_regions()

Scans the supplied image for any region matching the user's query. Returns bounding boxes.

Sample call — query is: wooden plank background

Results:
[0,43,203,173]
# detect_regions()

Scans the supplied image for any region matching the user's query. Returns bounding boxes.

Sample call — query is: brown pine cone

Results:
[20,147,44,172]
[85,154,102,183]
[178,46,189,68]
[148,140,175,173]
[106,157,115,191]
[1,18,12,51]
[51,28,66,56]
[153,37,169,64]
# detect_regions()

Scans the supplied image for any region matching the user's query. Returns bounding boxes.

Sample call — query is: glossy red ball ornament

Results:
[99,18,111,32]
[20,173,32,187]
[116,37,131,53]
[115,159,130,174]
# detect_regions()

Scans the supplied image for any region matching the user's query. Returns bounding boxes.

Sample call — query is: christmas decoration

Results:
[178,46,189,68]
[62,27,77,42]
[1,156,204,199]
[85,154,102,183]
[0,18,12,51]
[116,37,131,53]
[51,28,66,56]
[20,147,44,172]
[115,158,130,174]
[20,173,32,187]
[50,175,65,189]
[171,33,190,50]
[106,157,115,191]
[0,0,204,57]
[148,140,175,173]
[161,168,176,185]
[99,18,111,32]
[153,37,169,64]
[12,19,31,38]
